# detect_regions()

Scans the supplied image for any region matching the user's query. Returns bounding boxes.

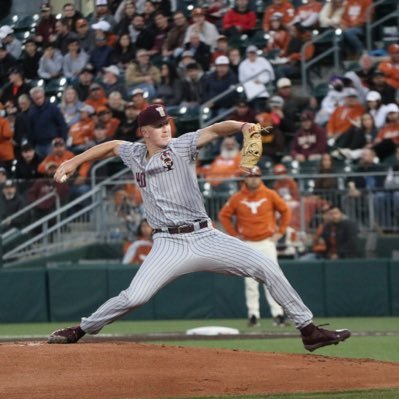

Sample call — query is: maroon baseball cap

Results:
[138,104,171,128]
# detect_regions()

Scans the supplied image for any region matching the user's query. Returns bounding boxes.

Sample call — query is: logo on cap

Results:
[138,104,170,127]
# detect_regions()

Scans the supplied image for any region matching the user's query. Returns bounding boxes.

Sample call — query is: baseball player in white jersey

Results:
[48,104,351,352]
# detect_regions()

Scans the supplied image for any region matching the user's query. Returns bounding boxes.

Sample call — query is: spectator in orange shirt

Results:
[202,136,241,192]
[264,12,290,59]
[218,166,291,327]
[373,103,399,160]
[0,107,14,169]
[327,87,365,139]
[340,0,372,58]
[274,22,314,79]
[378,44,399,90]
[67,104,96,154]
[291,0,322,29]
[263,0,295,31]
[122,219,153,265]
[38,137,91,179]
[93,105,120,143]
[84,82,108,112]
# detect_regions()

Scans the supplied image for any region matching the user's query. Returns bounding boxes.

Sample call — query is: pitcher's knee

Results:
[121,289,152,309]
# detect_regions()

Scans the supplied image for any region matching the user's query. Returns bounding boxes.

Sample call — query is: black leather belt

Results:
[153,220,209,234]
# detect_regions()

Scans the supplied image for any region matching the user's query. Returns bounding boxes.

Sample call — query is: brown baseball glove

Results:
[240,123,272,173]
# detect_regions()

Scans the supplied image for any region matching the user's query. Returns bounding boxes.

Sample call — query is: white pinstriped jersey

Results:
[119,131,209,228]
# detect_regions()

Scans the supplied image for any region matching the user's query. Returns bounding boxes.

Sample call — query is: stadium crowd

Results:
[0,0,399,259]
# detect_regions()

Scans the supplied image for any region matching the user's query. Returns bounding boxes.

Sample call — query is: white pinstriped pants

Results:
[244,238,284,319]
[80,227,313,334]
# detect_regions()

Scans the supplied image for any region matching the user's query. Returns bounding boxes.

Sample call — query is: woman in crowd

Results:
[60,86,84,127]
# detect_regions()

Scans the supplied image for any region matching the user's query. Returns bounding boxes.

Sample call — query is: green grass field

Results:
[1,318,399,399]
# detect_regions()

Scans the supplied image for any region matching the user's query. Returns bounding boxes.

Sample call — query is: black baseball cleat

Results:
[247,315,260,327]
[47,325,85,344]
[301,324,351,352]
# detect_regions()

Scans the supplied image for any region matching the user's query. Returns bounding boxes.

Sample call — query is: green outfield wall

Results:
[0,260,398,322]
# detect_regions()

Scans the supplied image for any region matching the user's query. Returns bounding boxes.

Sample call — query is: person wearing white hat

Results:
[238,45,274,111]
[202,54,238,117]
[101,65,127,98]
[89,20,114,72]
[89,0,116,28]
[365,90,390,130]
[0,25,22,59]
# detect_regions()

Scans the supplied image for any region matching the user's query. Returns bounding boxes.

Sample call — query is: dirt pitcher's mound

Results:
[1,342,399,399]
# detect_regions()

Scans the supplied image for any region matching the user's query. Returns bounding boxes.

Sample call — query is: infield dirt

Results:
[1,342,399,399]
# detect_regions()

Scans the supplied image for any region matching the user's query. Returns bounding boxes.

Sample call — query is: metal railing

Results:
[0,190,60,240]
[366,0,399,51]
[2,169,398,266]
[301,29,342,95]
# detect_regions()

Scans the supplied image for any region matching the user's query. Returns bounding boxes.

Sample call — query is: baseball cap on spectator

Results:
[246,45,258,54]
[89,82,102,91]
[245,166,262,177]
[8,66,23,76]
[96,0,108,5]
[273,164,287,175]
[79,104,95,114]
[40,3,51,11]
[0,167,6,175]
[81,64,94,74]
[185,62,200,70]
[0,25,14,38]
[343,87,358,97]
[271,12,283,21]
[138,104,171,127]
[385,103,399,113]
[388,43,399,55]
[3,179,15,188]
[215,55,229,65]
[276,77,292,89]
[217,35,227,41]
[52,137,65,146]
[76,19,88,28]
[372,70,384,77]
[96,105,110,115]
[92,20,111,32]
[269,95,284,107]
[366,91,382,102]
[21,140,34,151]
[103,65,120,76]
[192,8,205,16]
[300,110,314,121]
[131,88,144,96]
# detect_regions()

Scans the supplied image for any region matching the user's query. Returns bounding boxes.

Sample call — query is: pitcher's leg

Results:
[81,236,190,334]
[245,277,260,319]
[200,230,313,328]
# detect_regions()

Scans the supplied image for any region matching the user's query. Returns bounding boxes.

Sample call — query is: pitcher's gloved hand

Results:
[240,123,271,173]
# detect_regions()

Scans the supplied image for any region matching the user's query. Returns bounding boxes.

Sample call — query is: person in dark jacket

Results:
[202,55,238,117]
[72,64,95,101]
[14,141,43,191]
[0,180,27,231]
[0,44,17,88]
[289,111,327,162]
[89,21,114,73]
[321,206,360,259]
[181,62,205,107]
[0,68,32,107]
[183,33,211,72]
[156,62,184,106]
[27,87,68,158]
[20,38,42,81]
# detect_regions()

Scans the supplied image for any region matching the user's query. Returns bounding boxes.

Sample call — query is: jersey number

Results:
[136,172,146,188]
